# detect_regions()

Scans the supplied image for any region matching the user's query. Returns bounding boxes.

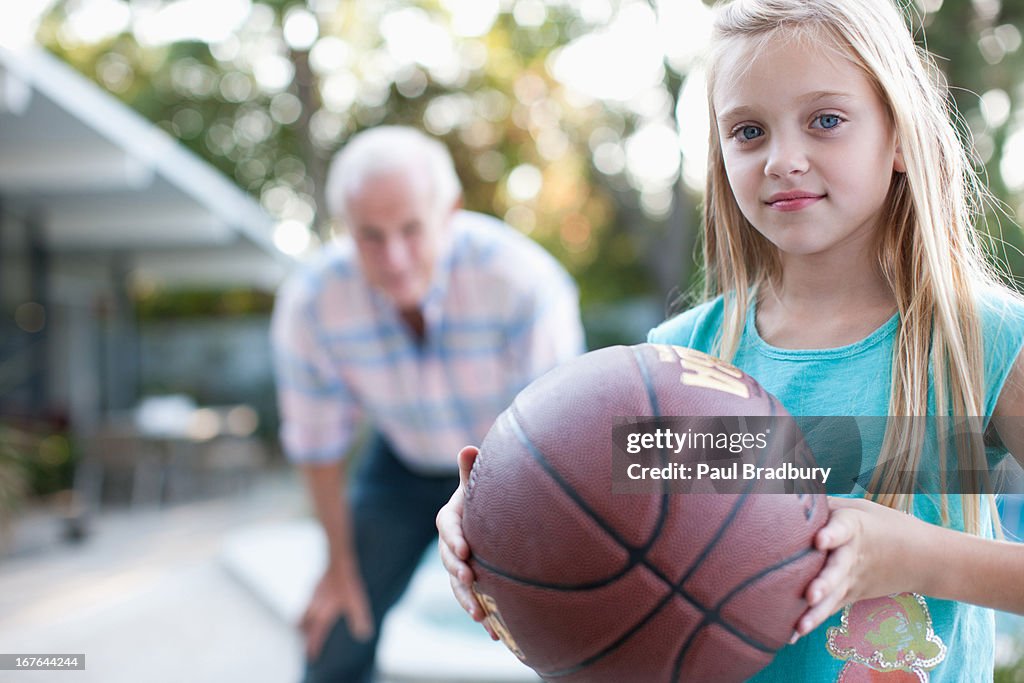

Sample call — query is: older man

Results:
[271,126,584,682]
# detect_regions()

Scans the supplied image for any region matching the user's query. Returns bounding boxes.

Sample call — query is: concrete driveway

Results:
[0,470,536,683]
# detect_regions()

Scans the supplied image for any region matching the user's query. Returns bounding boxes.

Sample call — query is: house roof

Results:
[0,45,295,291]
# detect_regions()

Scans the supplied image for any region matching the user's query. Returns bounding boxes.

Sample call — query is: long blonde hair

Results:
[702,0,1001,533]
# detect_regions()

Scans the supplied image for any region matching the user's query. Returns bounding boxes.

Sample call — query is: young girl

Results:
[438,0,1024,679]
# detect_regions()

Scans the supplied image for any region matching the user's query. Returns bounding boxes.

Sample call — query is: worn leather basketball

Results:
[462,343,828,682]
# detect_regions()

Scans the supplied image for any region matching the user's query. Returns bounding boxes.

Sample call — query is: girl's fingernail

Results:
[789,631,799,645]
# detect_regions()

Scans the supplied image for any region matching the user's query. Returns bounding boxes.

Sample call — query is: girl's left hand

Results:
[792,496,937,641]
[437,446,499,640]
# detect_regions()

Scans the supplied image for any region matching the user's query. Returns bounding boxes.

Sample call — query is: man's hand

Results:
[299,564,374,660]
[298,461,375,659]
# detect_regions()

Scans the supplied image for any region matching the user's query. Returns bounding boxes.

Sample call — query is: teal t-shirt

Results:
[647,291,1024,682]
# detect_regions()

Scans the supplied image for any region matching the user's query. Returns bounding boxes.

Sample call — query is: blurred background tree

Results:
[29,0,1024,342]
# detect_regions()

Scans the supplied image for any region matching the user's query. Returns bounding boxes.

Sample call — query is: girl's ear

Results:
[893,140,906,173]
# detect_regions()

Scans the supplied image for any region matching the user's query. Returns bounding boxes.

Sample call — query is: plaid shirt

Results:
[271,211,584,473]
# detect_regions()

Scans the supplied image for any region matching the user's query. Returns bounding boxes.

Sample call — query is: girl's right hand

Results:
[437,445,499,640]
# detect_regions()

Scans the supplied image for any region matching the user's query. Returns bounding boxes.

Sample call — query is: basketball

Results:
[462,343,829,682]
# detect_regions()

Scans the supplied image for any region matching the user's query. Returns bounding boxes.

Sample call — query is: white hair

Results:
[324,126,462,225]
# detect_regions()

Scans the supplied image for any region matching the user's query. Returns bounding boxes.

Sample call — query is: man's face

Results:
[346,171,449,311]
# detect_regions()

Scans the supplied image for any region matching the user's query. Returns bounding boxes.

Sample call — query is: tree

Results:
[37,0,1024,328]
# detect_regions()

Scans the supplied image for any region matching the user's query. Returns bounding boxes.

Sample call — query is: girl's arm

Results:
[990,347,1024,471]
[794,496,1024,639]
[796,348,1024,639]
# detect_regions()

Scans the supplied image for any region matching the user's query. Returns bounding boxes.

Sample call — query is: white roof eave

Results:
[0,44,296,287]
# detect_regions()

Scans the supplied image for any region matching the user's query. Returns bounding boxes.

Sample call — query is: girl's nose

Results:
[764,135,810,178]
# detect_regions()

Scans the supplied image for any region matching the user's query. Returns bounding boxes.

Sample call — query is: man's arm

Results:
[270,277,371,659]
[298,460,374,659]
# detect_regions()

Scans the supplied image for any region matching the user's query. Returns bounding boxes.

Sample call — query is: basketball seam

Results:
[504,436,780,674]
[669,546,818,682]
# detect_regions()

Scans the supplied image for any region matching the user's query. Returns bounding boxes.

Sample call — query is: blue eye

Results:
[735,125,763,141]
[814,114,842,130]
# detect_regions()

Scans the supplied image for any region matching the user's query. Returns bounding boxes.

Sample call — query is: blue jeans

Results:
[303,436,461,683]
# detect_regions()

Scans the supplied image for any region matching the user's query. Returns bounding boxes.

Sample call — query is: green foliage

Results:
[0,422,75,512]
[36,0,695,318]
[0,429,30,516]
[135,288,275,320]
[914,0,1024,286]
[34,0,1024,318]
[996,659,1024,682]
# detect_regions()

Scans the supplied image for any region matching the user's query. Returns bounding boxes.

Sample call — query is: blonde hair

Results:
[702,0,1002,534]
